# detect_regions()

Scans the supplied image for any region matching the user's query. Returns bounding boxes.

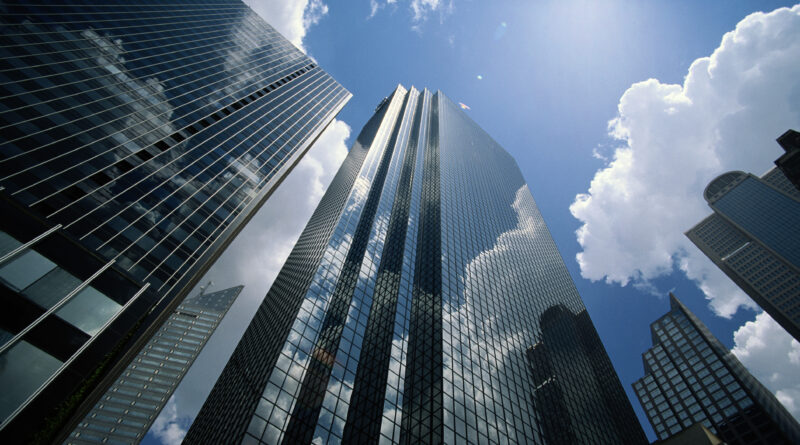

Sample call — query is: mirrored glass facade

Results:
[0,0,350,299]
[633,294,800,444]
[186,86,647,444]
[66,285,243,444]
[686,167,800,342]
[0,0,348,441]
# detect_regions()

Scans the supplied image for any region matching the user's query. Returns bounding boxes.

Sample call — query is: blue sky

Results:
[144,1,800,443]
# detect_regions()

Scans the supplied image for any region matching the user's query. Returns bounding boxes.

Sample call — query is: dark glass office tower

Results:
[67,285,243,444]
[633,294,800,444]
[186,86,647,444]
[0,0,349,441]
[686,165,800,342]
[775,129,800,191]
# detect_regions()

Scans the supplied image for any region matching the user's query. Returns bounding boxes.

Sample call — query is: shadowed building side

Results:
[0,1,349,441]
[774,129,800,191]
[527,305,648,444]
[686,157,800,343]
[633,294,800,444]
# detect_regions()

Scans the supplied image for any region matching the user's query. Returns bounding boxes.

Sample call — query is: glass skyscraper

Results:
[66,284,243,444]
[686,166,800,342]
[185,86,647,444]
[774,129,800,191]
[0,0,349,441]
[633,293,800,444]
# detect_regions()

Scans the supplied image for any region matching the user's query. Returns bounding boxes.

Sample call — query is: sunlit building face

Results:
[187,85,648,445]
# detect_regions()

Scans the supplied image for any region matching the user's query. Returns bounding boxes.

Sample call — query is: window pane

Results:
[0,340,63,423]
[0,249,56,291]
[0,231,22,258]
[0,328,13,349]
[22,267,82,310]
[55,286,122,335]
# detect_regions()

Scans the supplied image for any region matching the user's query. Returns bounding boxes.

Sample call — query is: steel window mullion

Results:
[0,24,238,82]
[1,35,295,131]
[0,9,247,39]
[150,341,199,356]
[2,40,302,179]
[0,11,280,96]
[156,89,348,295]
[0,18,244,77]
[0,223,61,266]
[153,85,346,291]
[86,69,328,253]
[9,54,309,210]
[0,259,115,357]
[0,25,293,148]
[0,5,245,19]
[3,46,305,189]
[117,374,173,391]
[0,12,247,63]
[131,76,338,276]
[0,280,149,430]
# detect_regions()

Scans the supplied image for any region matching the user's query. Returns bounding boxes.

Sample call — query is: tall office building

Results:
[186,86,647,444]
[633,294,800,444]
[655,423,724,445]
[686,165,800,342]
[774,129,800,191]
[66,284,243,444]
[0,0,349,441]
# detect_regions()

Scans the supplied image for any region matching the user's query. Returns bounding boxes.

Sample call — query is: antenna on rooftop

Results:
[199,281,214,296]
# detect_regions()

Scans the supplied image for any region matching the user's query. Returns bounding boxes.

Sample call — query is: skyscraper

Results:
[686,165,800,342]
[186,86,647,444]
[774,129,800,191]
[632,294,800,444]
[0,0,349,440]
[66,284,243,444]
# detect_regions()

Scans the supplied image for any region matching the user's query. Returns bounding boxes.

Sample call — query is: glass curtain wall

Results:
[185,86,647,445]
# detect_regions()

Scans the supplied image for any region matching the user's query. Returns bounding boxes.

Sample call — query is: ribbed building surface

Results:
[633,294,800,444]
[0,0,350,298]
[185,86,647,445]
[66,285,242,444]
[686,167,800,342]
[0,0,348,440]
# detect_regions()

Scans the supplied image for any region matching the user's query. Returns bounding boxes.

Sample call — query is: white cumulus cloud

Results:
[570,5,800,317]
[368,0,397,19]
[442,185,565,439]
[732,312,800,421]
[243,0,329,53]
[149,396,191,445]
[368,0,453,28]
[410,0,450,23]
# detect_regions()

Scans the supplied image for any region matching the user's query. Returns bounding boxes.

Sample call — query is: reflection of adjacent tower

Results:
[186,85,647,444]
[0,1,349,441]
[528,305,647,444]
[686,159,800,342]
[633,294,800,444]
[527,311,578,445]
[66,285,243,444]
